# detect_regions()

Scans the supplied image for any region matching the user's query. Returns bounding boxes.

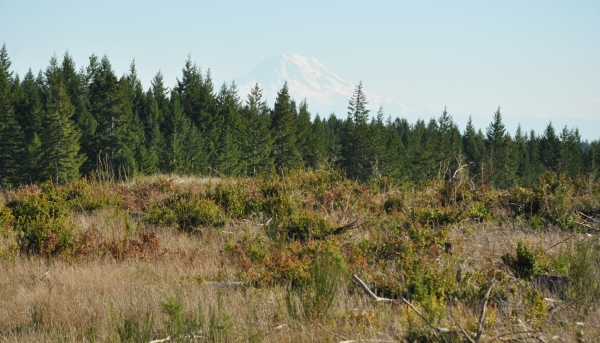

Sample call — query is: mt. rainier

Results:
[234,54,414,117]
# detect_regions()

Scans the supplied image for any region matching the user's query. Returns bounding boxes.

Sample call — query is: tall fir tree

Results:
[213,82,243,176]
[370,107,387,179]
[539,122,560,172]
[142,123,167,174]
[165,92,205,174]
[463,116,483,179]
[270,82,298,171]
[307,114,328,169]
[295,99,312,167]
[343,81,372,181]
[379,114,405,180]
[0,44,24,187]
[40,72,84,184]
[87,55,130,177]
[485,107,507,186]
[241,83,273,176]
[324,114,344,170]
[514,125,532,185]
[14,69,43,143]
[176,57,203,127]
[558,126,582,177]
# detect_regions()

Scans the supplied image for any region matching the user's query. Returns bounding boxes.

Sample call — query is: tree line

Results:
[0,44,598,188]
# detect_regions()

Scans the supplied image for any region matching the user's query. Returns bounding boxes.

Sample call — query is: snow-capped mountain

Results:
[235,54,351,116]
[234,54,418,118]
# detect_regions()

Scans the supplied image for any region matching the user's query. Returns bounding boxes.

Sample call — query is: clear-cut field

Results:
[0,170,598,342]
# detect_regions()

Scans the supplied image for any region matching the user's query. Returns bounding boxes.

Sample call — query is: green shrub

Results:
[568,240,600,313]
[7,192,75,256]
[286,247,345,321]
[143,204,176,226]
[286,212,334,242]
[211,181,247,218]
[171,195,226,233]
[418,207,458,226]
[470,202,492,221]
[383,196,403,214]
[63,179,120,212]
[502,241,548,280]
[144,193,226,232]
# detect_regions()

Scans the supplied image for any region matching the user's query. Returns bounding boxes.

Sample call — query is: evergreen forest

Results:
[1,44,599,187]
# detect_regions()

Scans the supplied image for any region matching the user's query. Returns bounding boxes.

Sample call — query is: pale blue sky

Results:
[1,0,599,132]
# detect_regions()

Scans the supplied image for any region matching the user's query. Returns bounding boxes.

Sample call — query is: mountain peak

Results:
[235,54,354,114]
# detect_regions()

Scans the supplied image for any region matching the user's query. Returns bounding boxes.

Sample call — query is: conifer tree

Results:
[380,115,405,180]
[308,114,328,169]
[271,82,298,171]
[123,61,147,169]
[142,123,167,174]
[324,114,344,170]
[514,125,532,185]
[463,116,483,179]
[241,83,273,176]
[558,126,582,177]
[24,134,44,183]
[176,57,203,125]
[213,82,243,175]
[406,119,427,181]
[295,99,312,167]
[0,44,24,187]
[343,81,372,181]
[423,118,441,179]
[437,107,462,178]
[165,92,205,174]
[14,70,43,143]
[370,107,386,178]
[87,55,131,177]
[125,61,146,124]
[40,74,84,184]
[539,122,560,172]
[485,107,507,185]
[526,130,544,184]
[497,132,518,188]
[199,69,219,154]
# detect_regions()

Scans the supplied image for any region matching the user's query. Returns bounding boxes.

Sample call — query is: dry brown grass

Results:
[0,172,599,342]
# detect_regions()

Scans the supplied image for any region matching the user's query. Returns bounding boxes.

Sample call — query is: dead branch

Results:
[316,220,359,239]
[449,308,476,343]
[317,323,351,342]
[351,274,455,334]
[352,274,497,341]
[492,330,544,342]
[574,221,594,230]
[351,274,393,303]
[475,278,495,342]
[578,211,600,225]
[545,234,573,252]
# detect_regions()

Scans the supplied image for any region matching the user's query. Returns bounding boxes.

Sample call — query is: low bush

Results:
[383,196,403,214]
[286,247,345,321]
[502,241,548,280]
[7,189,76,256]
[144,192,226,233]
[568,239,600,314]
